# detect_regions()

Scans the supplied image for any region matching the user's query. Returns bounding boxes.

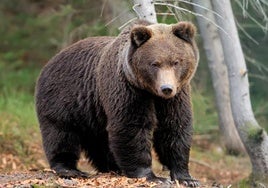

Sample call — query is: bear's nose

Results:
[160,84,173,96]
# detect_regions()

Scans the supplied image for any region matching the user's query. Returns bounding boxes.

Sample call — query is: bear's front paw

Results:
[171,172,199,187]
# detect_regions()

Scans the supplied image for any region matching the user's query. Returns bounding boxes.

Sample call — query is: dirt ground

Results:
[0,136,252,187]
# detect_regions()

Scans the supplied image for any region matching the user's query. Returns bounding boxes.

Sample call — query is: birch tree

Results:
[133,0,157,23]
[192,0,245,154]
[211,0,268,184]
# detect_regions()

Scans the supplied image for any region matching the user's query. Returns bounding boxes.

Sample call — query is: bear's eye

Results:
[173,61,179,66]
[151,62,160,68]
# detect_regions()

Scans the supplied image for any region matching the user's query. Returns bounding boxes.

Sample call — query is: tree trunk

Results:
[133,0,157,23]
[192,0,245,154]
[212,0,268,184]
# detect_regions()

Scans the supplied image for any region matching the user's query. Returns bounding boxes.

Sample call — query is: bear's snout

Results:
[156,68,177,99]
[160,84,173,96]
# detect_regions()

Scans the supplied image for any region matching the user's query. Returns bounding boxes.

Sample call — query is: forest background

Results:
[0,0,267,187]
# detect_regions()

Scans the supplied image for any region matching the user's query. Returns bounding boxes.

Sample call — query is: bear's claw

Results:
[180,178,200,187]
[171,172,199,187]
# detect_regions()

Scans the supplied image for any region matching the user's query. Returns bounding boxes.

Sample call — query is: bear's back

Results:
[36,36,115,124]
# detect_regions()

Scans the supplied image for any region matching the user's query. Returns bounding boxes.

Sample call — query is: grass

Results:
[0,61,40,156]
[0,93,38,135]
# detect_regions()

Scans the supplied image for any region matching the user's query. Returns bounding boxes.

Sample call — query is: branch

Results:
[235,18,259,45]
[118,17,138,30]
[154,2,230,37]
[155,0,224,20]
[105,9,132,27]
[235,0,268,32]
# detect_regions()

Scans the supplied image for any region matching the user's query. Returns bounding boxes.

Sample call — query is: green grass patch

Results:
[0,61,40,155]
[0,93,38,135]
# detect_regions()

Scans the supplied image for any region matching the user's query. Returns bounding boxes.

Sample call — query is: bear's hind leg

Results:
[40,121,87,178]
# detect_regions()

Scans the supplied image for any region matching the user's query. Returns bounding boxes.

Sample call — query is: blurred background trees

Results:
[210,0,267,183]
[193,0,245,154]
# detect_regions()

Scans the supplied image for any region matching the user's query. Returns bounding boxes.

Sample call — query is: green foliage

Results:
[192,90,218,134]
[0,61,39,157]
[0,61,39,137]
[0,0,108,68]
[191,44,218,134]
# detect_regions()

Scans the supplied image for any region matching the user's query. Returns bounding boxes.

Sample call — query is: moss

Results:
[244,122,264,143]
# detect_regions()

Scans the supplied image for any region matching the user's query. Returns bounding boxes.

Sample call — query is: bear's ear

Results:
[131,26,152,47]
[172,22,196,43]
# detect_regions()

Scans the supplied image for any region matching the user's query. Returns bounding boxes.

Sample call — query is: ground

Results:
[0,135,251,188]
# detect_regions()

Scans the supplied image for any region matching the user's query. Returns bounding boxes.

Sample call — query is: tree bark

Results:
[192,0,245,154]
[133,0,157,23]
[212,0,268,184]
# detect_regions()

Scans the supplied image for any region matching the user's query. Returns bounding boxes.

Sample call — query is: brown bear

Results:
[35,20,199,187]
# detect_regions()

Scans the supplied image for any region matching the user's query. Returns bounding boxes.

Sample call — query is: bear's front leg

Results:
[106,100,167,183]
[153,85,199,187]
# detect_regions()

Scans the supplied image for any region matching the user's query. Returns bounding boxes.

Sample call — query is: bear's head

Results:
[124,21,199,99]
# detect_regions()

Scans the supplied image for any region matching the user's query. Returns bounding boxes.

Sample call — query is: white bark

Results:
[212,0,268,182]
[133,0,157,23]
[192,0,245,154]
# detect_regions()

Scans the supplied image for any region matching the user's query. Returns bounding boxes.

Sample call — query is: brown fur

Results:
[35,20,199,187]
